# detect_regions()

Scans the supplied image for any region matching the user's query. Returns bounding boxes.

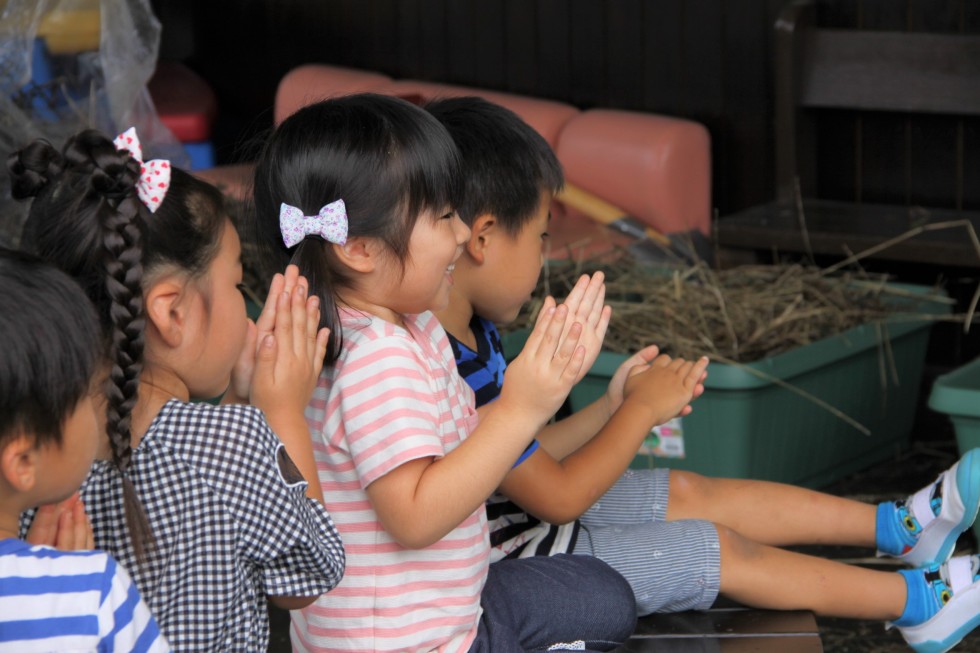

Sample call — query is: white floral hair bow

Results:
[279,200,348,248]
[113,127,171,213]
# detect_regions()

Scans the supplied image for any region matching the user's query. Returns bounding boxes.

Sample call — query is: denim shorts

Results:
[573,468,721,615]
[470,553,636,652]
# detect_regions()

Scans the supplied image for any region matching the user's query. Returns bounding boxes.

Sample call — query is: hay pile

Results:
[509,253,953,364]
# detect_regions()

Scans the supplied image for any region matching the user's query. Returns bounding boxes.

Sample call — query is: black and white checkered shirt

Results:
[24,400,345,652]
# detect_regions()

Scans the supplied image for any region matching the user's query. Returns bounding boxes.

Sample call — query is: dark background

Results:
[151,0,980,367]
[143,6,980,648]
[151,0,980,220]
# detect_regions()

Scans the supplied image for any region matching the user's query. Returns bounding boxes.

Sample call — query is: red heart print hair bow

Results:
[113,127,171,213]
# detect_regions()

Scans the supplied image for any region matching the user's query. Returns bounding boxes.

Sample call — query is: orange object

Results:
[38,3,100,54]
[556,109,711,237]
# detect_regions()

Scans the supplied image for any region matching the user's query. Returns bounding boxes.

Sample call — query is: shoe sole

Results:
[903,448,980,568]
[900,580,980,653]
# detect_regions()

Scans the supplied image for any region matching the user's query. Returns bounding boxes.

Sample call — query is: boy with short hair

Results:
[427,95,980,653]
[0,248,167,652]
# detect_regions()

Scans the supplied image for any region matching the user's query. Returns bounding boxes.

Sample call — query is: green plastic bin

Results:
[504,282,948,489]
[928,357,980,543]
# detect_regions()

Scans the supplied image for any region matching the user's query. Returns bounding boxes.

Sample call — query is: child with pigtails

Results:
[8,127,345,652]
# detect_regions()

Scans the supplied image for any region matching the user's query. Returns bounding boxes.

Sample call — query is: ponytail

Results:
[288,238,345,364]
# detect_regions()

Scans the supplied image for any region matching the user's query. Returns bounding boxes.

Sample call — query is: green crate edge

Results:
[928,356,980,543]
[502,281,949,488]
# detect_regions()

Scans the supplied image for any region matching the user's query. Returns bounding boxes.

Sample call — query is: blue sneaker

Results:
[878,448,980,567]
[894,555,980,653]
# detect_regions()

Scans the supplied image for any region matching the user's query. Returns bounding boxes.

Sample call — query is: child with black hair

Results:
[9,128,345,652]
[427,95,980,653]
[0,248,167,652]
[249,93,643,653]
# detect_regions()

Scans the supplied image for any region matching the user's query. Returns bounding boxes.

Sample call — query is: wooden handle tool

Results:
[556,183,672,247]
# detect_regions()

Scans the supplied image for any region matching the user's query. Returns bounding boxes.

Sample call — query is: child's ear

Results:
[0,434,38,493]
[333,236,379,274]
[144,276,190,348]
[466,214,497,264]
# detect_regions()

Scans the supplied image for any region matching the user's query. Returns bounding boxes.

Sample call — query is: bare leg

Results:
[717,525,906,619]
[666,470,876,548]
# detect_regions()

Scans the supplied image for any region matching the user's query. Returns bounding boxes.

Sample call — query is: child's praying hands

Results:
[24,492,94,551]
[558,272,612,383]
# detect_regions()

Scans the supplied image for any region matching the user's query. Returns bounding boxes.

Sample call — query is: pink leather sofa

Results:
[198,63,711,254]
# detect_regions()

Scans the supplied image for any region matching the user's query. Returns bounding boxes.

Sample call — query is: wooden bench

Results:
[614,607,823,652]
[716,0,980,269]
[270,603,825,652]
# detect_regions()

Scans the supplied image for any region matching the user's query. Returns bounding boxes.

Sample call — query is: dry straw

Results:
[509,252,958,365]
[513,186,979,362]
[507,249,966,435]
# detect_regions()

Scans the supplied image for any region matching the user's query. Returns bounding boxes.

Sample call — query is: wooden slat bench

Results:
[614,607,823,652]
[719,199,980,268]
[716,0,980,268]
[268,603,823,652]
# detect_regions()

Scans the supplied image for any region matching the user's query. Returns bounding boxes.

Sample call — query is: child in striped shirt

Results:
[0,248,167,652]
[249,93,644,653]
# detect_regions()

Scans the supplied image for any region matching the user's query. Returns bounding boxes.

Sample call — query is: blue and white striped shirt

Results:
[0,538,168,652]
[448,316,580,560]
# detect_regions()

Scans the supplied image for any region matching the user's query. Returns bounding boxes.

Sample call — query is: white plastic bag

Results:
[0,0,187,247]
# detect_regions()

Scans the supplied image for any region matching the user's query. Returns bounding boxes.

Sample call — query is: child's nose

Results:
[454,215,471,243]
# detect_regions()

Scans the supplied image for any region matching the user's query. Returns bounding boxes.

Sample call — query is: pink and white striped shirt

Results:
[295,309,487,653]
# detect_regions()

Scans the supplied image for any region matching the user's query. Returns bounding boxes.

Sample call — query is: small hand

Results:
[224,266,304,405]
[250,280,330,419]
[622,354,709,424]
[500,296,586,426]
[605,344,661,413]
[24,492,95,551]
[255,265,302,351]
[224,319,258,404]
[560,273,611,383]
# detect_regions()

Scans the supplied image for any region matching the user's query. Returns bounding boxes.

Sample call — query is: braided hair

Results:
[8,129,227,560]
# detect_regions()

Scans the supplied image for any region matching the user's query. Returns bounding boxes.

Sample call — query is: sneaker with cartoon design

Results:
[894,555,980,653]
[877,448,980,567]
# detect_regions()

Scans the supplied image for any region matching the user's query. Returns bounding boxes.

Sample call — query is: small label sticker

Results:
[638,417,685,459]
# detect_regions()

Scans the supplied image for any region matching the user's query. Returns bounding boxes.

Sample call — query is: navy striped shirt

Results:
[447,316,579,560]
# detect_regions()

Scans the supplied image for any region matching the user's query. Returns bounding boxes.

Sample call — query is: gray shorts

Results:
[572,468,721,615]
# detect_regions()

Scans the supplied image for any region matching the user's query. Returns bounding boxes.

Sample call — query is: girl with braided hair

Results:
[9,128,346,652]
